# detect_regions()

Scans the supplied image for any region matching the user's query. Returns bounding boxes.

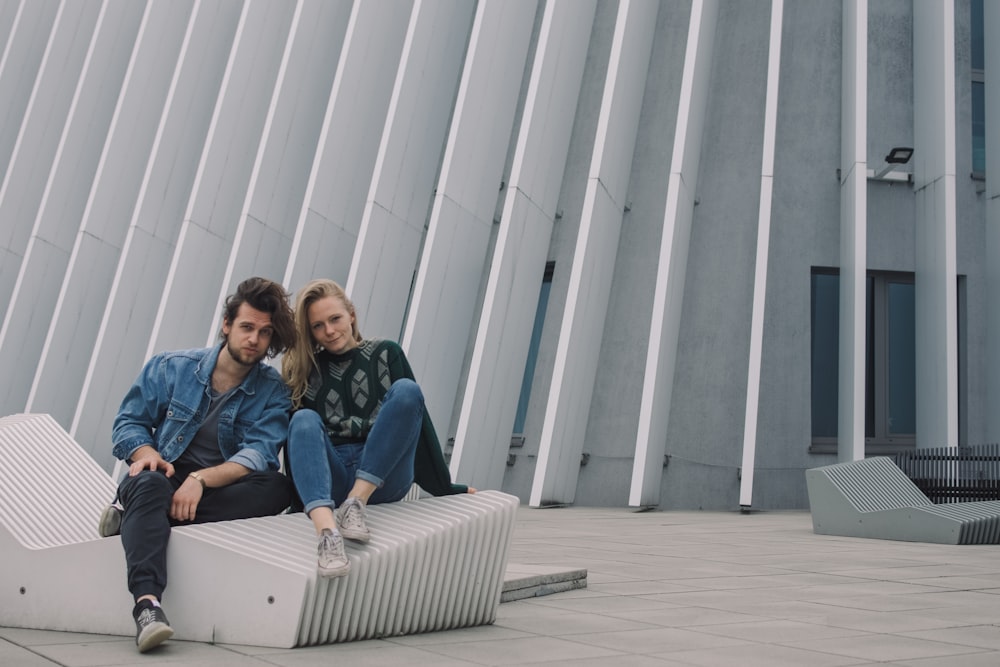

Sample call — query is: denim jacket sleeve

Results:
[111,352,172,462]
[223,367,291,472]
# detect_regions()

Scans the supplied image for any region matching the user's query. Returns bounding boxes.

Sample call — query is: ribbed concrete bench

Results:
[0,413,518,647]
[806,456,1000,544]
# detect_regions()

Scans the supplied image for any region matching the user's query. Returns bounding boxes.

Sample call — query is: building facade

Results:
[0,0,995,510]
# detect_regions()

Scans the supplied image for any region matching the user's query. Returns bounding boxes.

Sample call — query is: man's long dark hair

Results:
[221,277,296,358]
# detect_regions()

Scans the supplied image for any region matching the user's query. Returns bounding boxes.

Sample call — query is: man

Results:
[100,277,296,653]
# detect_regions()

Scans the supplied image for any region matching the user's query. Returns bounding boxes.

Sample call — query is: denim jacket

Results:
[111,344,291,472]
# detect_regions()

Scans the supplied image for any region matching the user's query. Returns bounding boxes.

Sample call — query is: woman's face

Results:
[307,295,358,354]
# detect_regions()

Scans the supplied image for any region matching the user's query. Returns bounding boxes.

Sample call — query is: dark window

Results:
[971,0,985,174]
[512,261,554,435]
[810,269,916,453]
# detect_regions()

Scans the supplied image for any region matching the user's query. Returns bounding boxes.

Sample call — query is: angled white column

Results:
[738,0,784,508]
[0,0,100,326]
[451,0,598,493]
[72,0,244,467]
[208,0,352,340]
[345,0,476,340]
[986,0,1000,442]
[0,1,17,46]
[912,0,958,448]
[283,0,413,292]
[147,0,296,357]
[0,0,146,417]
[402,0,538,443]
[26,0,193,426]
[836,0,867,463]
[0,0,60,187]
[629,0,718,508]
[530,0,658,507]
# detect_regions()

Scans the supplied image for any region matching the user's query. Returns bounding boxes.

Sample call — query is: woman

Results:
[282,279,474,577]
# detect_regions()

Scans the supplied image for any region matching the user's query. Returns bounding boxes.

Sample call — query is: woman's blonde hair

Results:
[282,279,362,407]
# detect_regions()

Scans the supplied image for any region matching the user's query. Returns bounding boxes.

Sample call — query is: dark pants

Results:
[117,469,293,601]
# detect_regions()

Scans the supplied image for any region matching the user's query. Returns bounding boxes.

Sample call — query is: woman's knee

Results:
[289,409,324,440]
[387,378,423,409]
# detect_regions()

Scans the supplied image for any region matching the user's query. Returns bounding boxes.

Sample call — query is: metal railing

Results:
[893,445,1000,504]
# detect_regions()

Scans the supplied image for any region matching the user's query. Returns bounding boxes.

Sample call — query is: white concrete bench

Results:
[0,413,518,648]
[806,456,1000,544]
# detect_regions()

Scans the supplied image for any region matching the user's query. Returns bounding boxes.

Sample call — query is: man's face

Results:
[222,303,274,366]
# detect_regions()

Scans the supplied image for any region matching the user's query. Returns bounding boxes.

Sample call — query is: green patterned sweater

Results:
[300,338,467,496]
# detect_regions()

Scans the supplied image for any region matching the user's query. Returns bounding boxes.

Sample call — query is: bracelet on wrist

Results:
[189,471,207,490]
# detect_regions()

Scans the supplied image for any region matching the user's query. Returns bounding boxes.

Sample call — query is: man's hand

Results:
[128,445,174,477]
[171,476,204,522]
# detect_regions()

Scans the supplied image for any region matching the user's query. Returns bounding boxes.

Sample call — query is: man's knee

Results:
[119,470,173,507]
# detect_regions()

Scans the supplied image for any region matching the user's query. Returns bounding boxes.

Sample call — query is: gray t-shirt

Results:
[176,386,237,471]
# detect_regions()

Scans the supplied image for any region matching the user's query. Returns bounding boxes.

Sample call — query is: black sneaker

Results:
[98,504,122,537]
[132,599,174,653]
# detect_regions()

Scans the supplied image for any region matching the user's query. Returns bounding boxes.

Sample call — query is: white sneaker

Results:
[317,529,350,577]
[337,497,371,543]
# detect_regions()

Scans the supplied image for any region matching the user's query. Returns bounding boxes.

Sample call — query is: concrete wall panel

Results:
[531,0,658,507]
[72,0,244,464]
[0,0,101,321]
[27,0,194,425]
[209,0,351,338]
[403,0,538,443]
[346,0,477,340]
[0,0,145,416]
[0,0,59,188]
[630,0,718,508]
[284,0,414,292]
[451,0,597,492]
[149,0,296,356]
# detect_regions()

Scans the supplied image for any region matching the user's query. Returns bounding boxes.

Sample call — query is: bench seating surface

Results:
[806,456,1000,544]
[0,413,517,647]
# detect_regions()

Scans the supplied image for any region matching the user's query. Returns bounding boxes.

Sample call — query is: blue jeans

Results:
[287,378,422,516]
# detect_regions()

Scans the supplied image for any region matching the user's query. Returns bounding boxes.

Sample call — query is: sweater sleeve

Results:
[383,341,468,496]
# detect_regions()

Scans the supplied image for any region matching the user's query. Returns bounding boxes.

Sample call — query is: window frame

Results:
[809,268,916,455]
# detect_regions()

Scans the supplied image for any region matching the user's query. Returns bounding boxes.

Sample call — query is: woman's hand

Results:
[467,487,477,494]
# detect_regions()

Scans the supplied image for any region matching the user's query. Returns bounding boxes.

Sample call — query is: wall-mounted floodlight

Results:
[884,146,913,164]
[871,146,914,181]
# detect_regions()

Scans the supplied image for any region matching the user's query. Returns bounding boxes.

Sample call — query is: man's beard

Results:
[227,339,265,367]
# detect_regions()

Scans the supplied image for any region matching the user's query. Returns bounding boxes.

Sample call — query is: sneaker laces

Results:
[318,529,345,563]
[340,498,367,533]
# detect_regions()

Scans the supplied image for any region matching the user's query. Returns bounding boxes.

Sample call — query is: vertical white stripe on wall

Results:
[450,0,598,493]
[207,0,351,341]
[912,0,958,448]
[530,0,658,507]
[629,0,718,508]
[0,0,144,418]
[0,0,60,190]
[71,0,244,468]
[0,0,64,323]
[838,0,866,463]
[345,0,476,341]
[402,0,538,443]
[738,0,783,509]
[27,0,183,426]
[282,0,414,292]
[147,0,296,358]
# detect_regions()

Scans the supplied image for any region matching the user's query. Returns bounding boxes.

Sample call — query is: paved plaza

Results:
[3,507,1000,666]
